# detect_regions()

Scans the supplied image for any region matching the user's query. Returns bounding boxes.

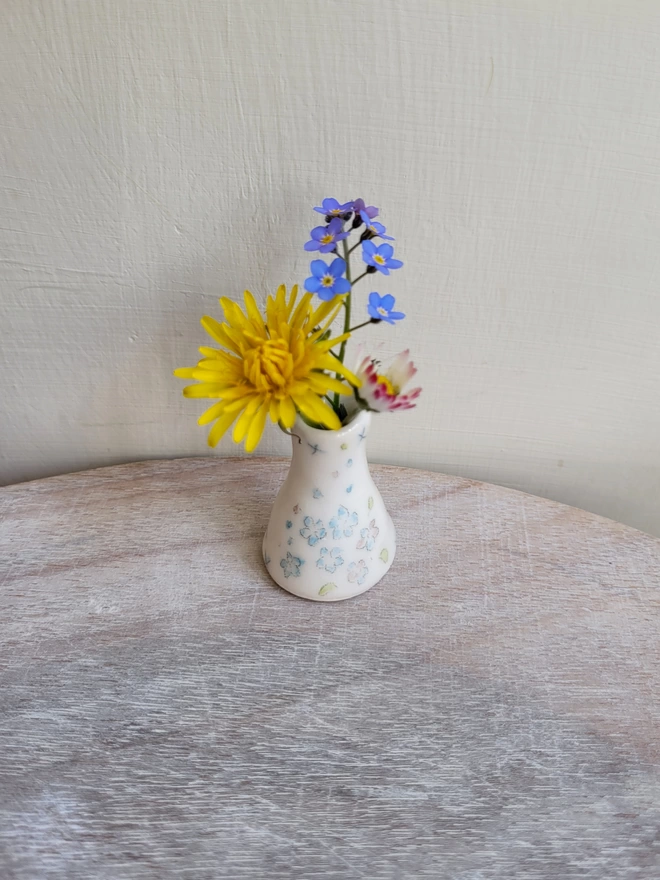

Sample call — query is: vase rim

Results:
[292,407,371,440]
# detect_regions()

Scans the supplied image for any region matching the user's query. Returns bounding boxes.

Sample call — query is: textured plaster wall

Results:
[1,0,659,535]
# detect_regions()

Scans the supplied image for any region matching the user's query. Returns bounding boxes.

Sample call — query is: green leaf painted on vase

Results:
[379,548,389,563]
[340,443,348,450]
[368,496,374,510]
[319,582,337,596]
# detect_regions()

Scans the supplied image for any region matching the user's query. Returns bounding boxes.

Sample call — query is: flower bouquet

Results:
[175,198,421,601]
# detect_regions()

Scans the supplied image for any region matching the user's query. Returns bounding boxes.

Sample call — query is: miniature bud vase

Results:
[262,409,395,601]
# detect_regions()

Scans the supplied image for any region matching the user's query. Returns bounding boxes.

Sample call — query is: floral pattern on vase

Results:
[357,519,379,551]
[263,410,396,601]
[300,516,326,546]
[316,547,344,573]
[280,552,304,578]
[329,506,359,540]
[347,560,369,585]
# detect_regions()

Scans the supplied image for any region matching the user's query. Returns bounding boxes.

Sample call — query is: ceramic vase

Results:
[263,409,395,601]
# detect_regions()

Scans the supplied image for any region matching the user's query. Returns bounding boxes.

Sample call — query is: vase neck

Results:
[289,410,372,473]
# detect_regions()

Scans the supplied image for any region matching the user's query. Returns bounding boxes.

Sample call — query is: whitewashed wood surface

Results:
[1,458,659,879]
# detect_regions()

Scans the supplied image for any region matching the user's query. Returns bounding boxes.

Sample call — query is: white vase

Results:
[263,409,396,601]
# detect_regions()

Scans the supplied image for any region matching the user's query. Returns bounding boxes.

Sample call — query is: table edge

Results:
[1,455,658,546]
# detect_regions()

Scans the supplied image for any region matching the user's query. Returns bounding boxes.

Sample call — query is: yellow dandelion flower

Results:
[174,284,360,452]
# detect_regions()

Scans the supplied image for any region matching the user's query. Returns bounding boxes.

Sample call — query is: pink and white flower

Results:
[355,349,422,413]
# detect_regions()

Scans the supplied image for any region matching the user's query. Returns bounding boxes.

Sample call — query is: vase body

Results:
[263,409,396,601]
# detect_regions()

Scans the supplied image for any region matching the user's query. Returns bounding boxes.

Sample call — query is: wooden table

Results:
[1,458,659,879]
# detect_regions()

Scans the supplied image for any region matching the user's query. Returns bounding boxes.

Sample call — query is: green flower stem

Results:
[341,238,352,344]
[332,238,353,413]
[351,271,368,285]
[347,318,377,333]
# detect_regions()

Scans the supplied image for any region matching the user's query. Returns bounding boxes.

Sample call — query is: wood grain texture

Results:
[1,457,660,879]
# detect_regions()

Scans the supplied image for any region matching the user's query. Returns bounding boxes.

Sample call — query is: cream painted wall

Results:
[1,1,659,535]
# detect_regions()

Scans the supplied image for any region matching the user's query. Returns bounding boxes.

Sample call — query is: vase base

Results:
[263,546,396,602]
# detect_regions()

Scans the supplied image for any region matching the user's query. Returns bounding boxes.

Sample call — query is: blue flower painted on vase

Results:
[312,488,324,499]
[347,459,353,467]
[300,516,327,546]
[263,552,271,566]
[357,519,379,552]
[316,546,344,573]
[280,552,304,578]
[287,537,293,546]
[346,484,353,494]
[329,505,359,540]
[286,520,292,529]
[347,559,369,585]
